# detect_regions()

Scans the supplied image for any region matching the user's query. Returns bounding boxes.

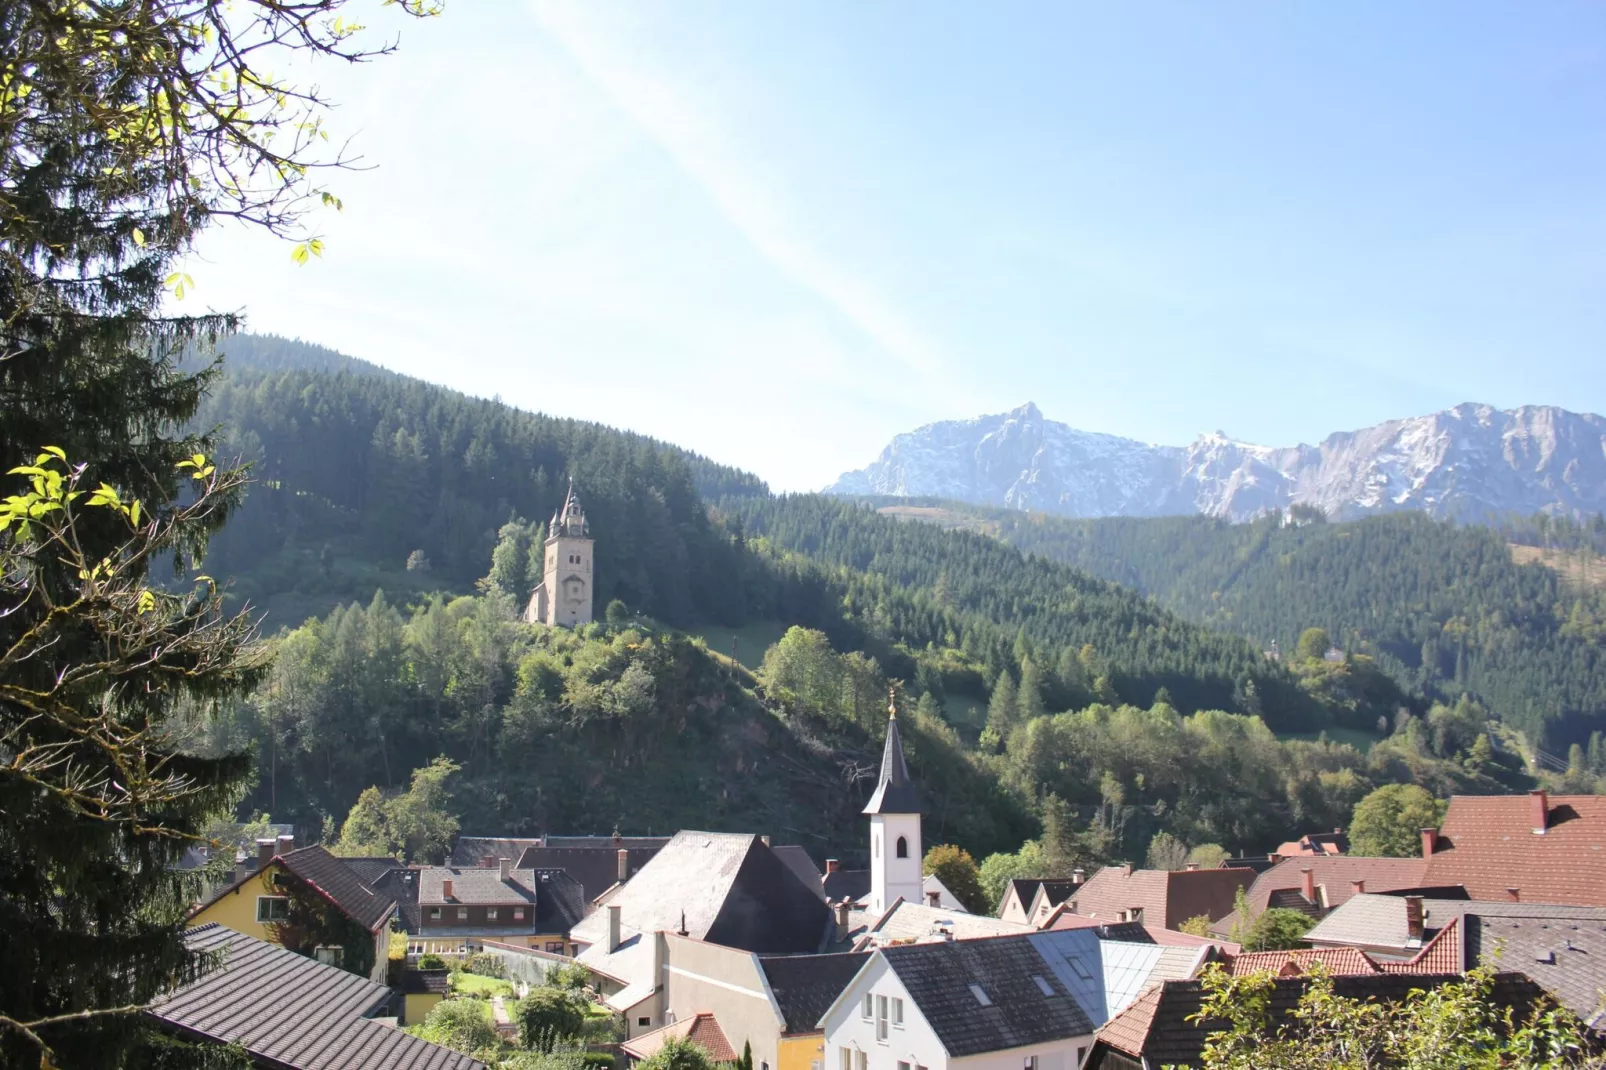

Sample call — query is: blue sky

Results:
[184,2,1606,491]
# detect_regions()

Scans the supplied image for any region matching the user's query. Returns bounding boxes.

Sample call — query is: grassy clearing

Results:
[452,971,516,998]
[1510,544,1606,590]
[685,620,791,670]
[1279,725,1380,752]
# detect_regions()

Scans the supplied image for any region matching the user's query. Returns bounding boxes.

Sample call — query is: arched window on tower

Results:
[896,836,908,859]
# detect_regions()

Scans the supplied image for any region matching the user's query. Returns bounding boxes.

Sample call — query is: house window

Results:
[895,836,908,859]
[840,1048,853,1070]
[457,907,469,920]
[487,908,498,920]
[854,1052,867,1070]
[861,995,873,1020]
[314,946,342,967]
[514,908,525,920]
[546,942,565,953]
[1024,1057,1038,1070]
[1075,1047,1087,1067]
[429,907,442,920]
[876,995,888,1042]
[968,984,992,1007]
[1032,975,1055,997]
[256,896,290,922]
[891,997,903,1026]
[638,1017,651,1028]
[898,1062,911,1070]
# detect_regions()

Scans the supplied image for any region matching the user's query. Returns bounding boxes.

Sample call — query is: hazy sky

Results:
[183,2,1606,491]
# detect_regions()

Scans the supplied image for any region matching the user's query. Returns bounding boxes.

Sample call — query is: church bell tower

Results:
[865,692,923,915]
[523,481,594,628]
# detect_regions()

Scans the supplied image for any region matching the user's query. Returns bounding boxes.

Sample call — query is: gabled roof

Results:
[1067,866,1253,930]
[335,855,408,887]
[513,845,661,903]
[1226,947,1379,977]
[880,934,1097,1056]
[152,925,482,1070]
[1423,793,1606,906]
[1089,972,1548,1068]
[573,831,832,983]
[860,900,1029,946]
[1000,878,1050,915]
[760,952,872,1034]
[772,845,825,898]
[621,1012,736,1062]
[418,866,539,906]
[1026,879,1082,916]
[401,969,451,995]
[543,835,671,850]
[1306,893,1606,954]
[276,846,397,932]
[823,868,872,905]
[1275,829,1350,857]
[863,713,921,815]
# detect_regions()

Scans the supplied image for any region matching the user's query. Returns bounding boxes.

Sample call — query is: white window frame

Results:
[891,997,903,1027]
[457,907,469,920]
[840,1048,853,1070]
[876,995,889,1043]
[487,907,498,920]
[854,1051,867,1070]
[255,896,290,923]
[861,995,873,1020]
[1025,1057,1039,1070]
[429,907,442,920]
[513,907,525,920]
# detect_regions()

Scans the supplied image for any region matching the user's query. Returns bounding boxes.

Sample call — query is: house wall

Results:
[822,957,1092,1070]
[998,888,1033,926]
[660,934,786,1070]
[190,865,286,944]
[779,1033,829,1070]
[922,876,966,913]
[420,903,534,930]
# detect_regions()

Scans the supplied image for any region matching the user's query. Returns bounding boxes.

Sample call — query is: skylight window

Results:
[1032,975,1056,997]
[968,984,992,1007]
[1070,959,1093,980]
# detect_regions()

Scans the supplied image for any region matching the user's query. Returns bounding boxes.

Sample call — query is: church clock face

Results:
[564,577,585,603]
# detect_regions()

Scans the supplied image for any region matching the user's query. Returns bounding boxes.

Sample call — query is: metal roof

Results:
[863,714,921,815]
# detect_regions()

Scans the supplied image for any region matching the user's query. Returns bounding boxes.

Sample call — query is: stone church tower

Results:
[523,482,594,628]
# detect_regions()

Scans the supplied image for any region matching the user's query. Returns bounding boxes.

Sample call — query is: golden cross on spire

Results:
[888,686,898,719]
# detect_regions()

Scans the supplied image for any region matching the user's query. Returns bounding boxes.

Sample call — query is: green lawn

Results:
[1279,725,1379,752]
[685,620,791,670]
[451,971,515,998]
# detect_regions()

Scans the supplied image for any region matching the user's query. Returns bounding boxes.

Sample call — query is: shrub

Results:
[465,951,506,978]
[517,987,588,1051]
[414,998,497,1056]
[418,953,446,970]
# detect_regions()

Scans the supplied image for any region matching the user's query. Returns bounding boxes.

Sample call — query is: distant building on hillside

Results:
[524,481,594,628]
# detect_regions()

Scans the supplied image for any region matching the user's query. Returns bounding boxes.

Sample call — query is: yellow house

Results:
[190,841,398,984]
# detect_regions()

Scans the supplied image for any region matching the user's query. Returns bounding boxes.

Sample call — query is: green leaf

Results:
[132,227,146,246]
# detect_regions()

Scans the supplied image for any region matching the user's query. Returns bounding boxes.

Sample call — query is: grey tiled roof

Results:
[1466,914,1606,1029]
[449,837,542,868]
[863,715,921,815]
[882,934,1096,1056]
[863,900,1031,945]
[533,869,587,933]
[822,869,871,905]
[153,925,482,1070]
[336,856,407,887]
[759,952,871,1033]
[278,846,397,932]
[543,835,672,850]
[772,845,825,898]
[1308,894,1606,952]
[419,866,539,906]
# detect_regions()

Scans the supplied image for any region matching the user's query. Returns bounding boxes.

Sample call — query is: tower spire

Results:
[863,688,920,815]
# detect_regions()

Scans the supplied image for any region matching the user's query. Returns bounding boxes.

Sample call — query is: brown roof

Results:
[154,925,482,1070]
[1066,866,1254,930]
[418,866,538,906]
[621,1013,737,1062]
[513,845,663,903]
[1423,793,1606,906]
[194,846,397,933]
[1379,918,1464,975]
[1226,947,1379,977]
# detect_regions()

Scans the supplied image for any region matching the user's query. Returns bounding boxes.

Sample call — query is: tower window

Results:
[895,836,908,859]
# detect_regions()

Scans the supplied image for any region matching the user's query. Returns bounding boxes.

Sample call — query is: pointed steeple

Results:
[863,688,921,815]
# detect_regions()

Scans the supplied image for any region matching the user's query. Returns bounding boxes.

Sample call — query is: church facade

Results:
[523,483,595,628]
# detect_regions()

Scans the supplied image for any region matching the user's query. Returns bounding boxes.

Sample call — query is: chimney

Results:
[442,878,454,901]
[835,899,853,943]
[608,903,622,952]
[1507,887,1521,903]
[1072,868,1086,886]
[1404,896,1424,943]
[256,839,276,869]
[1121,861,1133,877]
[1267,853,1281,863]
[498,857,512,882]
[826,859,840,875]
[1186,862,1200,871]
[1351,879,1366,896]
[1530,790,1549,834]
[1300,867,1316,903]
[617,848,630,882]
[276,834,295,856]
[1421,827,1438,857]
[483,855,495,869]
[926,891,941,907]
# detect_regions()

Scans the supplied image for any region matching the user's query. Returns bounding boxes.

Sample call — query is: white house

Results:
[818,930,1203,1070]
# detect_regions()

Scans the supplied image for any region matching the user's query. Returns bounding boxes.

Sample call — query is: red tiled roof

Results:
[1247,856,1429,915]
[621,1013,737,1063]
[1379,917,1464,975]
[1423,794,1606,907]
[1226,947,1379,977]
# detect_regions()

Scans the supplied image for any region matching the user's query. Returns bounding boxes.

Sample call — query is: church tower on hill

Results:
[865,693,923,914]
[523,481,594,628]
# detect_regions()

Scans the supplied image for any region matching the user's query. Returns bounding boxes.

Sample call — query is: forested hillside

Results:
[884,502,1606,750]
[196,335,766,625]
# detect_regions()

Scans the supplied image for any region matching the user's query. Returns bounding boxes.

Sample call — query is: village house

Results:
[1057,864,1253,932]
[1273,827,1348,858]
[150,924,482,1069]
[997,879,1076,926]
[401,860,586,957]
[1205,854,1433,939]
[1419,791,1606,906]
[187,840,398,983]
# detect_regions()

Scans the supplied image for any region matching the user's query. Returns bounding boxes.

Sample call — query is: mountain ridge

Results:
[829,401,1606,522]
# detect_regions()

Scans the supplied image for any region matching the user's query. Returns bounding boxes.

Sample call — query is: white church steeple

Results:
[865,690,922,914]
